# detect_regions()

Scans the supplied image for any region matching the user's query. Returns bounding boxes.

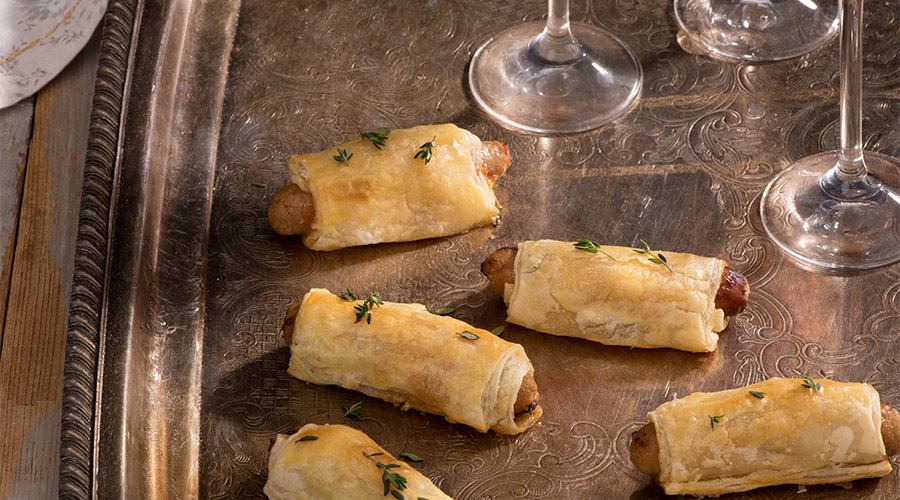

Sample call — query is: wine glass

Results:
[675,0,840,61]
[760,0,900,270]
[468,0,642,133]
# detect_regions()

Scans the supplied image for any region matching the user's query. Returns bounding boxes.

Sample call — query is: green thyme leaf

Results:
[801,375,821,394]
[338,289,358,301]
[428,305,455,316]
[457,330,479,340]
[633,239,672,272]
[361,128,391,150]
[251,182,265,188]
[354,292,384,324]
[364,452,408,495]
[573,239,617,260]
[709,414,724,430]
[295,435,318,443]
[413,137,436,164]
[634,239,652,254]
[333,147,352,165]
[390,491,405,500]
[343,400,363,420]
[749,390,766,399]
[491,325,505,337]
[400,452,424,462]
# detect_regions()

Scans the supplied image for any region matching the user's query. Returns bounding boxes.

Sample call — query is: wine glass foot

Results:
[675,0,839,61]
[760,151,900,270]
[468,21,642,133]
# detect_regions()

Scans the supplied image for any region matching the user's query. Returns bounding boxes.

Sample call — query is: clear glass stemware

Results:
[468,0,643,133]
[760,0,900,269]
[675,0,840,61]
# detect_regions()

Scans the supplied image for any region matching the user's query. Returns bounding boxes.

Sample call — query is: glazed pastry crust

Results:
[287,289,541,435]
[648,377,892,496]
[503,240,727,352]
[264,424,453,500]
[288,123,500,251]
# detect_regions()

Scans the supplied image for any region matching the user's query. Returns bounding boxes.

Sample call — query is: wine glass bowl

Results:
[468,2,642,133]
[675,0,840,61]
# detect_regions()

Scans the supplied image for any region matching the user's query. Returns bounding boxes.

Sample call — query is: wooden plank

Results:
[0,97,34,348]
[0,27,101,499]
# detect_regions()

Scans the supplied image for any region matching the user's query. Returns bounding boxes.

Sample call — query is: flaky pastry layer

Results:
[289,123,500,251]
[648,377,891,496]
[503,240,727,352]
[264,424,453,500]
[287,289,541,434]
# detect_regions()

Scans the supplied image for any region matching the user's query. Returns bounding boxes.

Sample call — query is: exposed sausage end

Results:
[481,247,518,296]
[282,301,302,345]
[715,266,749,317]
[630,423,662,476]
[514,373,539,415]
[268,183,314,236]
[881,403,900,456]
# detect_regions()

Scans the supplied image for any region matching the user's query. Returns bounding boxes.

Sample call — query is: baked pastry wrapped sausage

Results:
[264,424,453,500]
[481,240,749,352]
[629,377,900,496]
[268,123,511,251]
[283,289,542,435]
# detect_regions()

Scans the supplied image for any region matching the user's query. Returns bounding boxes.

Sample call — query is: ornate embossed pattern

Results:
[68,0,900,498]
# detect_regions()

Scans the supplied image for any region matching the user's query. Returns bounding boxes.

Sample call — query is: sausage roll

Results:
[264,424,453,500]
[631,377,895,496]
[268,123,511,251]
[284,289,542,435]
[483,239,748,353]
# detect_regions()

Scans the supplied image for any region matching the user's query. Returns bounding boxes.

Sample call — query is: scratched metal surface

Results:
[83,0,900,498]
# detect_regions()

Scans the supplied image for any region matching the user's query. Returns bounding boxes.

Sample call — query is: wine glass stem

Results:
[837,0,865,181]
[531,0,581,64]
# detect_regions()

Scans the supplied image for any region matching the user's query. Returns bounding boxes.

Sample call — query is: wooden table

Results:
[0,28,101,499]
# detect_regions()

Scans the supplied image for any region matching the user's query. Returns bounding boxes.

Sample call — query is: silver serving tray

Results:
[61,0,900,498]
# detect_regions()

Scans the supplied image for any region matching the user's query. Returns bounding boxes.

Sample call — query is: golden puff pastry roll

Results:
[283,288,542,435]
[630,377,900,496]
[268,123,512,251]
[264,423,453,500]
[480,239,749,353]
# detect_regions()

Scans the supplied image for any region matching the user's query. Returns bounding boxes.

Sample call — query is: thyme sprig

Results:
[428,304,455,316]
[361,127,391,150]
[749,390,766,399]
[339,289,358,301]
[355,292,384,324]
[363,451,408,495]
[573,239,617,260]
[344,401,363,420]
[634,239,672,272]
[801,375,822,394]
[400,452,424,463]
[709,414,724,430]
[333,147,353,165]
[414,137,436,164]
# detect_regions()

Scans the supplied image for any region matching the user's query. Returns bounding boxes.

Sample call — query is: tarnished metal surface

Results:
[72,0,900,498]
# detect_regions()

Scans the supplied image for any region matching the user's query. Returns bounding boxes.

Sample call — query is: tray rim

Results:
[59,0,139,498]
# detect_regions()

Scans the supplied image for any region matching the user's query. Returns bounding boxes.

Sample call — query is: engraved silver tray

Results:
[61,0,900,498]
